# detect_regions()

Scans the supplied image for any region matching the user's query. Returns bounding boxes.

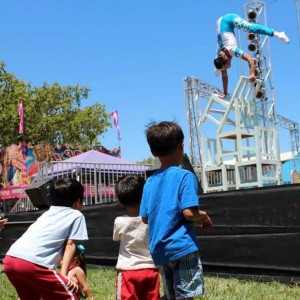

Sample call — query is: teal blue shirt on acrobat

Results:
[140,166,200,266]
[216,13,274,58]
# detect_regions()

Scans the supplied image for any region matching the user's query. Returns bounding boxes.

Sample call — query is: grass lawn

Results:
[0,267,299,299]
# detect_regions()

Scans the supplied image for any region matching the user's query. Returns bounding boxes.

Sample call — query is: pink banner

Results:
[0,185,28,200]
[0,184,115,200]
[83,184,116,198]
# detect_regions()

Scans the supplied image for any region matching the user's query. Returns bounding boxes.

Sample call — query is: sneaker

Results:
[274,31,289,44]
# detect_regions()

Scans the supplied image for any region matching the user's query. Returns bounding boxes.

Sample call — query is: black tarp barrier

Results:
[1,184,300,283]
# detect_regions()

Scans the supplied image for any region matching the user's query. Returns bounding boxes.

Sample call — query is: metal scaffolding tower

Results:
[183,77,220,167]
[244,1,277,128]
[276,115,300,155]
[183,0,300,191]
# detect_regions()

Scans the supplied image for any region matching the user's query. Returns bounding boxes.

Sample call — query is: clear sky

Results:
[0,0,299,162]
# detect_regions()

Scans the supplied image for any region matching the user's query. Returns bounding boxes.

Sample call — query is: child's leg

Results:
[160,251,205,299]
[173,251,205,299]
[159,263,176,300]
[138,269,160,300]
[116,269,160,300]
[3,256,45,300]
[39,270,79,300]
[32,269,79,300]
[116,270,138,300]
[3,255,79,300]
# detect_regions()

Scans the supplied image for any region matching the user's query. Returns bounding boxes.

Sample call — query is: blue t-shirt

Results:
[140,166,200,265]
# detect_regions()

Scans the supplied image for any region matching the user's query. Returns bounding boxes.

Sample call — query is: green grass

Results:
[0,267,299,299]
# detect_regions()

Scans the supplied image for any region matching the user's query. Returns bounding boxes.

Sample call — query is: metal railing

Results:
[7,161,150,213]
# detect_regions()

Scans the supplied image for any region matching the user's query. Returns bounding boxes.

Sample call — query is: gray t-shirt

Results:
[7,206,88,269]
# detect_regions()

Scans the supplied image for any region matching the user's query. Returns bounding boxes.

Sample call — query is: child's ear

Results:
[73,198,83,210]
[118,202,126,208]
[151,150,158,157]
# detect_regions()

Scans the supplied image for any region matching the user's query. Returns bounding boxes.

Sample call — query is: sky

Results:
[0,0,299,162]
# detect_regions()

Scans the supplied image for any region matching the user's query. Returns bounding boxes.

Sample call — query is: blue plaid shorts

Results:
[159,251,205,299]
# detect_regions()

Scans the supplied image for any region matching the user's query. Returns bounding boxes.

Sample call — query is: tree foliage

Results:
[0,62,111,147]
[136,156,158,165]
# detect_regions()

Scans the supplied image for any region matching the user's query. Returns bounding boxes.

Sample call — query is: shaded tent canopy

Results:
[62,150,136,164]
[37,150,149,179]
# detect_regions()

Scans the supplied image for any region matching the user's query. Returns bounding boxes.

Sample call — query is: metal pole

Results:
[296,0,300,49]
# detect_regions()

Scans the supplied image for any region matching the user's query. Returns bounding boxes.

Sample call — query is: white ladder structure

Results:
[201,76,281,192]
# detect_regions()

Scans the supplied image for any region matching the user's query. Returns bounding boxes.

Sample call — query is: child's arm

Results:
[60,239,79,292]
[199,213,213,229]
[0,218,7,229]
[60,239,76,276]
[183,207,213,229]
[74,267,94,300]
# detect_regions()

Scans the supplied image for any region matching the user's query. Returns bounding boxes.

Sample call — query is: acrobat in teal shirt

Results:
[216,13,274,58]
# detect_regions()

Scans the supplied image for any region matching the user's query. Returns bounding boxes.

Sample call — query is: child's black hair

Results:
[145,121,184,157]
[115,175,145,208]
[50,178,84,207]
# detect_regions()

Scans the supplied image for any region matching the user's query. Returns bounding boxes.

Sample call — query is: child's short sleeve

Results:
[179,171,199,211]
[69,215,88,241]
[113,218,121,241]
[140,183,150,218]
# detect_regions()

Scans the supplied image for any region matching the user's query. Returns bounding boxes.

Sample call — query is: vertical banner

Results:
[110,110,121,158]
[21,141,27,185]
[110,110,121,141]
[17,99,25,134]
[17,99,27,185]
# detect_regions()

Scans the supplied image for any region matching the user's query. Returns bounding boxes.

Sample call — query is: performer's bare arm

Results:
[242,53,256,82]
[221,69,229,97]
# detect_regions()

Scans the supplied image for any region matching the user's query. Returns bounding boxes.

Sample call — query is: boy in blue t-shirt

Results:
[140,121,212,300]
